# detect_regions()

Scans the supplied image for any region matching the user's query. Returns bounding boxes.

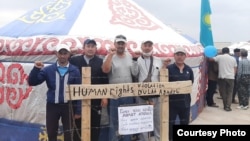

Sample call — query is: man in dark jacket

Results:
[28,44,81,141]
[167,47,194,141]
[206,61,219,107]
[69,39,109,141]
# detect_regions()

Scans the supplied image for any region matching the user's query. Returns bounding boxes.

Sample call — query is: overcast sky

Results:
[0,0,249,43]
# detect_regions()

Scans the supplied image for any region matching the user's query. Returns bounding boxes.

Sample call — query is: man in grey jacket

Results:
[102,35,138,141]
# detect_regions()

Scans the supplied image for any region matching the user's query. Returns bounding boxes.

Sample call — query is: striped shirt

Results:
[237,58,250,75]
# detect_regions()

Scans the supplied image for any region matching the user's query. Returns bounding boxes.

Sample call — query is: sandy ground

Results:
[190,93,250,125]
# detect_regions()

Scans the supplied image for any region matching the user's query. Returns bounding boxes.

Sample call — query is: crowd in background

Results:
[206,47,250,112]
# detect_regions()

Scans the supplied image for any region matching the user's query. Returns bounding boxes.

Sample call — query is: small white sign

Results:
[118,105,154,135]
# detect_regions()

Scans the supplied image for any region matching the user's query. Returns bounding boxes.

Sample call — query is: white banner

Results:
[118,105,154,135]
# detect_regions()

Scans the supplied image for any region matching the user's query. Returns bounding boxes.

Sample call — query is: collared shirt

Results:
[57,63,69,76]
[84,55,94,64]
[214,54,237,79]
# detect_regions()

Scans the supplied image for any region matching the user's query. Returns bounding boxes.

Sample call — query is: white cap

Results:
[174,47,186,54]
[56,44,70,52]
[114,35,127,43]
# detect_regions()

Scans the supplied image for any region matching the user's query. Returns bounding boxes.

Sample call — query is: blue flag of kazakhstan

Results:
[200,0,214,47]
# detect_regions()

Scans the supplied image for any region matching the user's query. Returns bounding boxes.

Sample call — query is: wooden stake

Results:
[160,68,169,141]
[81,67,91,141]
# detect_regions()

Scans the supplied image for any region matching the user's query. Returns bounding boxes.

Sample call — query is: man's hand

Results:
[70,48,78,56]
[108,47,117,55]
[162,58,171,68]
[74,114,81,119]
[133,50,141,58]
[146,100,154,105]
[34,61,44,69]
[101,98,108,107]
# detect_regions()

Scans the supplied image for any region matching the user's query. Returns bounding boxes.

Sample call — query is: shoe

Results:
[237,105,243,109]
[208,103,219,108]
[224,107,232,111]
[242,106,249,110]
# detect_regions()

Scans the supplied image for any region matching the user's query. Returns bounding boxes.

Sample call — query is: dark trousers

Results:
[98,125,110,141]
[206,80,217,105]
[218,79,234,108]
[46,103,73,141]
[73,99,102,141]
[169,94,191,141]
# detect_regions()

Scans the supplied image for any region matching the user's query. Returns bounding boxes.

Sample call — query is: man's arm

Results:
[28,61,46,86]
[99,60,109,107]
[72,67,82,119]
[234,66,237,75]
[102,47,117,73]
[208,57,215,62]
[102,54,114,73]
[162,58,171,69]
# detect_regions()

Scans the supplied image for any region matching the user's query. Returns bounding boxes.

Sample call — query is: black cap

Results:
[234,48,240,52]
[84,39,97,46]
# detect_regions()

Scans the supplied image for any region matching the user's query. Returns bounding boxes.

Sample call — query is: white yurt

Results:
[0,0,206,140]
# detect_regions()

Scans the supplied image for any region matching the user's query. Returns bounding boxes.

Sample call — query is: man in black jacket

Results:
[69,39,109,141]
[168,47,194,141]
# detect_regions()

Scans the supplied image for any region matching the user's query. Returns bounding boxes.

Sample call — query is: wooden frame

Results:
[66,67,192,141]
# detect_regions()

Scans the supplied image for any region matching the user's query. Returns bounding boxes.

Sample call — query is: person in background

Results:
[232,48,241,104]
[102,34,138,141]
[69,39,109,141]
[210,47,237,112]
[236,49,250,110]
[167,47,194,141]
[133,40,170,141]
[28,44,81,141]
[215,49,222,99]
[206,60,219,107]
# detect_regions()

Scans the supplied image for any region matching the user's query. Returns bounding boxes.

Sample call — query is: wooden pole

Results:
[160,68,169,141]
[81,67,91,141]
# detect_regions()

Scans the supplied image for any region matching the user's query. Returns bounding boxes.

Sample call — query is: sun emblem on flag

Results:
[203,13,211,27]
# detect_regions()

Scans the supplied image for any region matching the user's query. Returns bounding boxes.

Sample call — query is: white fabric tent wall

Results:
[0,0,206,140]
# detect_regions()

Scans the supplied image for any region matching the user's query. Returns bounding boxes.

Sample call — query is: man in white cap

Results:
[28,44,81,141]
[167,47,194,141]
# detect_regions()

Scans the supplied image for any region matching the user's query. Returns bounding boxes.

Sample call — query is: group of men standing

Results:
[28,34,194,141]
[207,46,250,112]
